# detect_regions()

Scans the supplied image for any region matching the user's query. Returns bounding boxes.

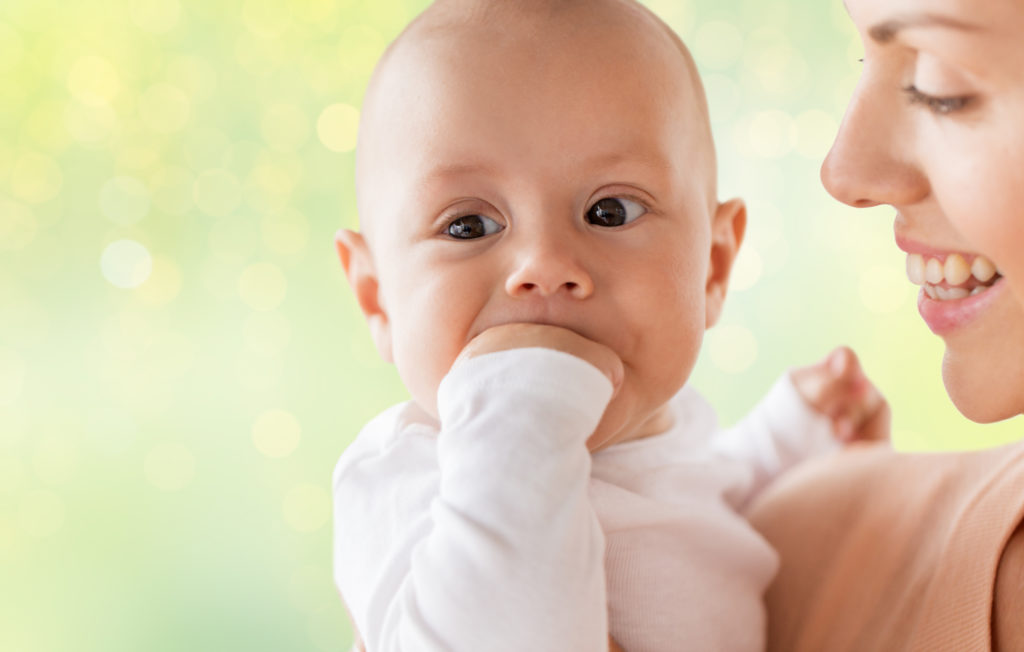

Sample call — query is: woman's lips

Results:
[917,276,1007,335]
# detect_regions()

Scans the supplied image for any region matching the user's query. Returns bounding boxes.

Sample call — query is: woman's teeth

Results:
[906,253,1001,301]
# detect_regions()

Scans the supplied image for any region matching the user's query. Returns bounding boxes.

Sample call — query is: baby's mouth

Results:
[906,252,1003,300]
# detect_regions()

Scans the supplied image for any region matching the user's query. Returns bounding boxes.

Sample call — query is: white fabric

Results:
[333,348,835,652]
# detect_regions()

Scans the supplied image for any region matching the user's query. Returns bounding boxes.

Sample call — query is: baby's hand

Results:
[790,346,891,443]
[456,323,624,391]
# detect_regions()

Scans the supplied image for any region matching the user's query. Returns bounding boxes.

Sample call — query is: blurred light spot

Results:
[130,0,181,33]
[222,140,265,177]
[183,127,230,170]
[67,55,120,106]
[0,347,25,406]
[235,30,283,75]
[288,564,333,611]
[317,103,359,153]
[236,352,283,391]
[247,161,296,206]
[0,453,27,494]
[144,442,196,491]
[730,246,763,292]
[19,490,64,538]
[693,20,742,70]
[201,253,244,300]
[99,175,150,225]
[746,110,797,158]
[338,25,386,74]
[0,22,24,73]
[0,406,28,448]
[744,30,807,96]
[703,73,741,123]
[239,262,287,311]
[166,55,218,103]
[244,311,291,356]
[261,208,309,255]
[252,409,301,458]
[262,103,310,152]
[708,324,758,374]
[138,255,183,306]
[33,437,77,485]
[193,168,241,217]
[64,101,118,145]
[859,265,910,314]
[150,166,193,215]
[101,239,153,289]
[138,83,191,134]
[99,310,153,369]
[25,101,70,151]
[309,604,349,651]
[244,0,292,38]
[10,152,62,204]
[115,130,165,171]
[0,198,36,251]
[283,483,330,533]
[208,216,258,258]
[745,199,784,246]
[297,0,339,28]
[795,109,839,159]
[85,407,138,456]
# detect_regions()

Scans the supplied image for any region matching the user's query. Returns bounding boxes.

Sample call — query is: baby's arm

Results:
[335,325,620,652]
[790,346,890,443]
[712,346,889,507]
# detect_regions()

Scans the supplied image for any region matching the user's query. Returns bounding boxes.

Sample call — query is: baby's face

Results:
[346,4,741,448]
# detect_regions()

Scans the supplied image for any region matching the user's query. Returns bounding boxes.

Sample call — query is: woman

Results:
[749,0,1024,649]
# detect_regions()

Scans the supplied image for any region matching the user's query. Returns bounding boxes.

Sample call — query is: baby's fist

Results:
[790,346,891,443]
[457,323,624,391]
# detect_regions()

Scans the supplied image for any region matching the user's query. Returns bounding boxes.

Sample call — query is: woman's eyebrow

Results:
[867,13,983,44]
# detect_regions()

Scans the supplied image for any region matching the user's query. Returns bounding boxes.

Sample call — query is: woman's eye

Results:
[585,197,646,228]
[903,84,972,115]
[446,214,503,239]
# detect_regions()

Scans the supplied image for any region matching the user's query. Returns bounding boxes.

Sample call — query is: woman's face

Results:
[822,0,1024,422]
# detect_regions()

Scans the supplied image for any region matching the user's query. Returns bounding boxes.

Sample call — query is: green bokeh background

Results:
[1,0,1020,650]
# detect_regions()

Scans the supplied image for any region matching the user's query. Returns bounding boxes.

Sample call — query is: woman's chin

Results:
[942,351,1024,424]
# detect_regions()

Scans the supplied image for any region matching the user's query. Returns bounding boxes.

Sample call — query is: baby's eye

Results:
[446,214,503,239]
[585,197,646,228]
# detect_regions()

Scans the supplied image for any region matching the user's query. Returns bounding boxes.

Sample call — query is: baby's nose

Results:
[504,245,594,299]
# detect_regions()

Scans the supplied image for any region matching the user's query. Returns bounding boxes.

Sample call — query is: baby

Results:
[332,1,888,650]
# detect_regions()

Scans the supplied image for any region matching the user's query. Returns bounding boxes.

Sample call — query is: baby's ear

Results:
[704,198,747,329]
[335,229,393,363]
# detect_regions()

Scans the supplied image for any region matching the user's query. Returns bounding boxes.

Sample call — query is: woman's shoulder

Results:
[748,439,1024,651]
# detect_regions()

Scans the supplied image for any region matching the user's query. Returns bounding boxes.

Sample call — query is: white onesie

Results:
[333,348,835,652]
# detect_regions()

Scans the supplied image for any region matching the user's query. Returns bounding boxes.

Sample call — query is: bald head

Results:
[354,0,718,240]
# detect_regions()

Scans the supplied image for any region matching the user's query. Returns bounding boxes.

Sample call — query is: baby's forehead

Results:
[356,0,717,240]
[389,0,698,80]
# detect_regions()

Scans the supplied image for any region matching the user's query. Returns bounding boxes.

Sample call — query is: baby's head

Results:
[338,0,746,449]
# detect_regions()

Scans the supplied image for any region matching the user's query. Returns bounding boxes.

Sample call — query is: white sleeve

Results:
[333,348,614,652]
[710,372,838,509]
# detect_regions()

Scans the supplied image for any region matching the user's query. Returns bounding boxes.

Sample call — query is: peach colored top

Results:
[748,440,1024,652]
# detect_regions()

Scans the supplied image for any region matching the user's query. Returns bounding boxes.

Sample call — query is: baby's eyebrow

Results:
[866,13,983,44]
[421,161,497,184]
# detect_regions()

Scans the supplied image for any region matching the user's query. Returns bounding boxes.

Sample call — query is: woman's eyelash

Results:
[902,84,972,115]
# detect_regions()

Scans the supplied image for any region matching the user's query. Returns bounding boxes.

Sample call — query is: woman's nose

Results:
[820,76,930,208]
[504,234,594,300]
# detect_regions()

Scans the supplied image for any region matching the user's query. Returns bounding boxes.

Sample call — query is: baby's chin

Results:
[586,402,675,452]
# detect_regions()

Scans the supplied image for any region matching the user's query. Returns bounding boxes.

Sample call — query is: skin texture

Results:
[338,0,744,453]
[822,0,1024,644]
[336,1,890,647]
[994,523,1024,652]
[821,0,1024,422]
